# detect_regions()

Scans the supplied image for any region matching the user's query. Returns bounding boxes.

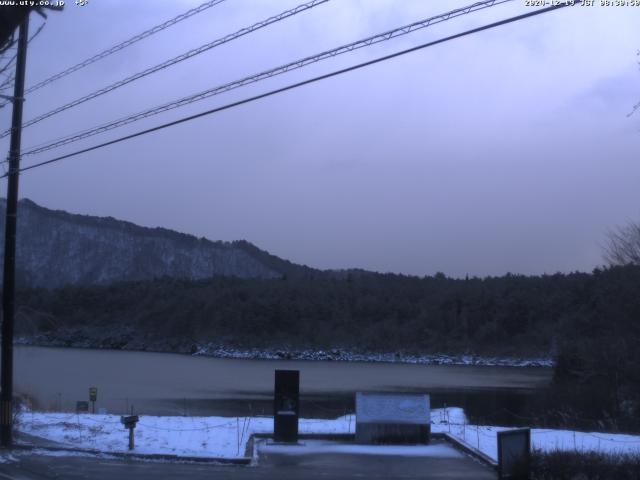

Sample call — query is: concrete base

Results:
[274,413,298,443]
[355,423,431,445]
[266,441,305,447]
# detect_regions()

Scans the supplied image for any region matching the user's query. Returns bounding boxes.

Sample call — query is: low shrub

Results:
[531,449,640,480]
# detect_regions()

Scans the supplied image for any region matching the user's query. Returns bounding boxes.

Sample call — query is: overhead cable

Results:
[23,0,229,96]
[0,22,45,78]
[21,0,513,156]
[6,1,580,179]
[0,0,329,137]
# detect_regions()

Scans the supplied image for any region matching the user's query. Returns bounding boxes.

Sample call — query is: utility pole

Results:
[1,14,29,448]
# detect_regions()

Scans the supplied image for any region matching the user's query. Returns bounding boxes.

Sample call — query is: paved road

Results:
[0,441,496,479]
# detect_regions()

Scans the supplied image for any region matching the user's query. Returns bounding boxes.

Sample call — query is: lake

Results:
[14,346,551,423]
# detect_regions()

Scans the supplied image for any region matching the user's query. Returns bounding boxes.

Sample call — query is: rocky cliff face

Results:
[0,198,286,288]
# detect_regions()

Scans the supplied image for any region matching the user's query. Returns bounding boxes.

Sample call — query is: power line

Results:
[0,21,46,105]
[0,33,14,55]
[0,0,329,138]
[27,20,47,44]
[23,0,228,97]
[20,0,514,157]
[0,52,17,77]
[1,20,45,67]
[0,0,227,110]
[0,73,14,92]
[5,1,580,179]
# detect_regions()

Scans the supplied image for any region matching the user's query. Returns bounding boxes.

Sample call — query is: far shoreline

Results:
[14,339,554,369]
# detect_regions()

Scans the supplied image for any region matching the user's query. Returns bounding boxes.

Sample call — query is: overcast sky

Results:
[0,0,638,277]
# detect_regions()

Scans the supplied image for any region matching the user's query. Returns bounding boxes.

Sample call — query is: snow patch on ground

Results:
[0,452,18,463]
[17,412,352,458]
[16,407,640,461]
[445,423,640,460]
[431,407,640,460]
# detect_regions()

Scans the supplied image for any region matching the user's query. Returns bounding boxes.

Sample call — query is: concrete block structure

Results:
[355,392,430,444]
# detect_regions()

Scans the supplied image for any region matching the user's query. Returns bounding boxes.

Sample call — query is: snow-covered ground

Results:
[17,412,350,458]
[433,408,640,459]
[15,407,640,461]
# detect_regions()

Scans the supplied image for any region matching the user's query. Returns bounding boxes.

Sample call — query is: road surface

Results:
[0,440,496,479]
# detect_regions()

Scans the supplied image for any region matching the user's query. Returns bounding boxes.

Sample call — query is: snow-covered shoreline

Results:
[15,338,554,367]
[191,345,553,367]
[17,408,640,461]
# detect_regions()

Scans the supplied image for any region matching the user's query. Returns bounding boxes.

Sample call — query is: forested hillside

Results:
[14,266,638,357]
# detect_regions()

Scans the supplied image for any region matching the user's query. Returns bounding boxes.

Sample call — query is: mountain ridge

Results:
[0,198,323,288]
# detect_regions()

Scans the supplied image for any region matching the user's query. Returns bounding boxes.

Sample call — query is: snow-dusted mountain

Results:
[0,198,317,288]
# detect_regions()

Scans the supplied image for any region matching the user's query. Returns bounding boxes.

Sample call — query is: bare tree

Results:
[604,220,640,266]
[630,50,640,118]
[607,53,640,266]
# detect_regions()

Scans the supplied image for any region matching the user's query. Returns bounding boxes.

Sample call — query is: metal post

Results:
[1,15,29,448]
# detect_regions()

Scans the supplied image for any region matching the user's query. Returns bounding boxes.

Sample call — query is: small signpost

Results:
[76,401,89,413]
[89,387,97,414]
[120,415,139,450]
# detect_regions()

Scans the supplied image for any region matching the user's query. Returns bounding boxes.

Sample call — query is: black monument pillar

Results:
[274,369,299,443]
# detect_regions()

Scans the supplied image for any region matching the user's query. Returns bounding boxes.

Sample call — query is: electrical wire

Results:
[0,21,47,104]
[4,1,579,179]
[0,33,14,55]
[0,0,329,138]
[19,0,514,157]
[137,420,236,431]
[0,52,17,78]
[22,0,229,96]
[0,22,46,78]
[0,73,14,92]
[27,20,46,45]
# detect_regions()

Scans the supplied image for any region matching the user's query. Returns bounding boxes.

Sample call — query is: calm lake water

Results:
[14,346,551,423]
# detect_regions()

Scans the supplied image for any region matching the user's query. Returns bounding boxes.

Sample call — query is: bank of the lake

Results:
[16,336,552,367]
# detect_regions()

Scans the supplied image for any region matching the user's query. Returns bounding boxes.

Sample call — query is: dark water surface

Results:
[15,346,551,423]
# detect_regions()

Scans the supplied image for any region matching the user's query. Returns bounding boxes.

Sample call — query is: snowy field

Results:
[15,407,640,461]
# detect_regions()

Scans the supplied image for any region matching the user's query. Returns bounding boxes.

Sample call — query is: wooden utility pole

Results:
[1,14,29,448]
